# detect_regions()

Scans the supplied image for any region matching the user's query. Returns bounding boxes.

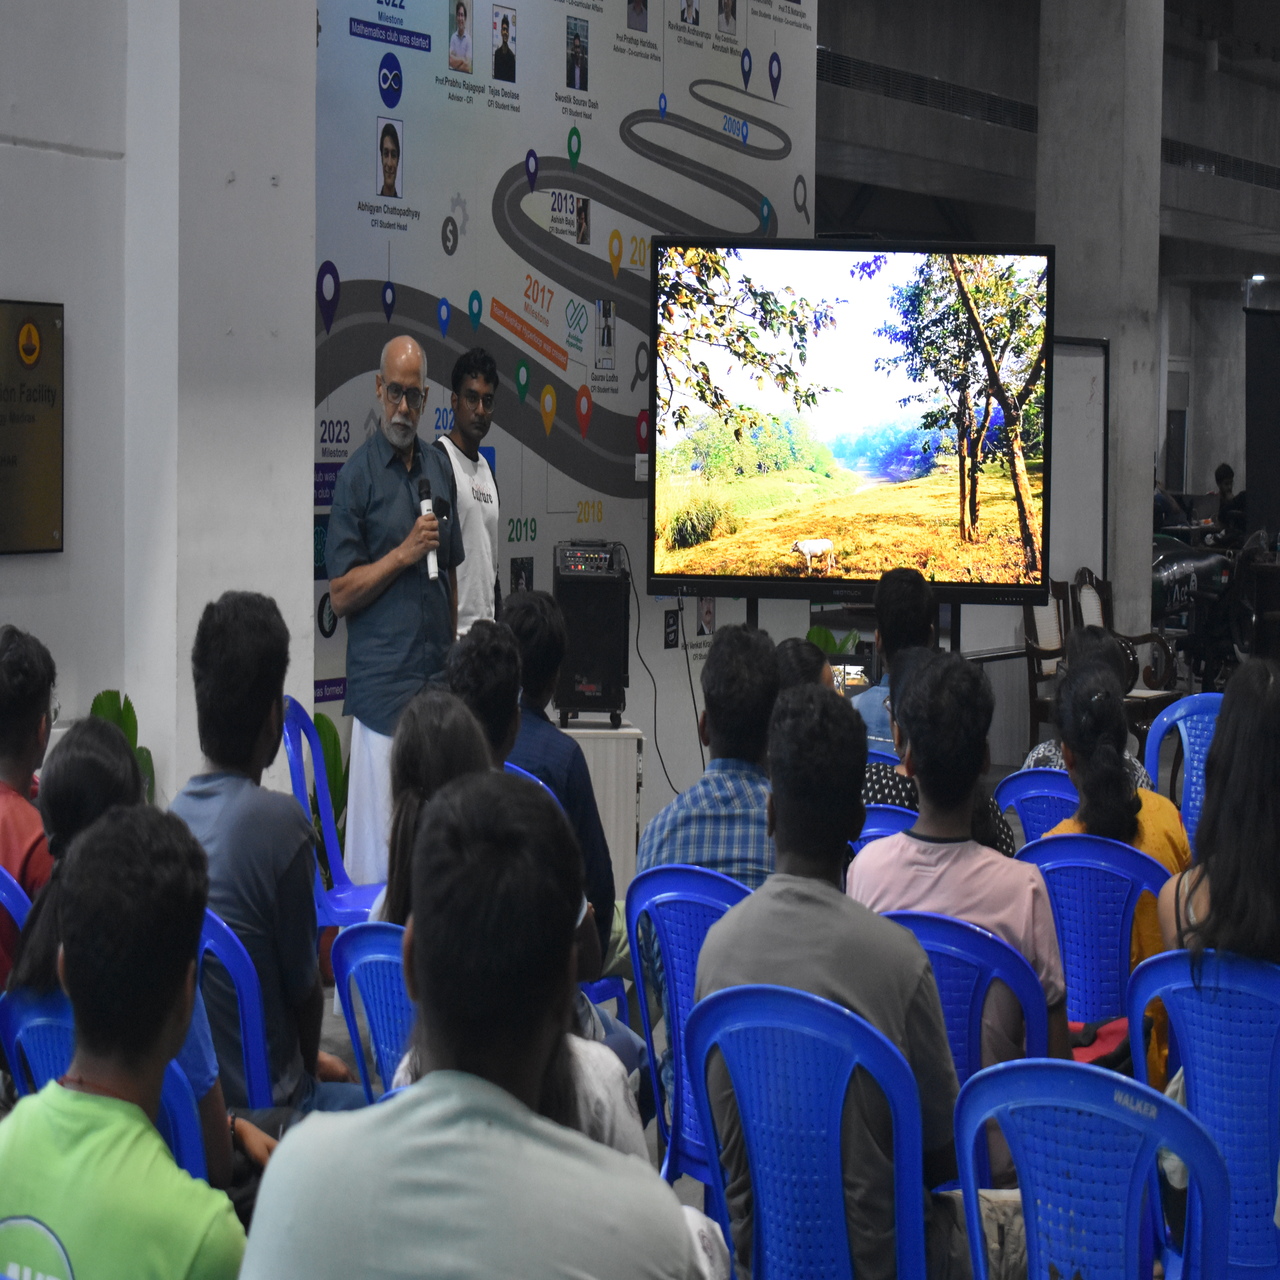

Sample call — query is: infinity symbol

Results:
[380,68,402,90]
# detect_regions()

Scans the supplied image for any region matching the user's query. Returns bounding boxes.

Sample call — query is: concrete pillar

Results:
[1188,284,1247,493]
[1035,0,1164,633]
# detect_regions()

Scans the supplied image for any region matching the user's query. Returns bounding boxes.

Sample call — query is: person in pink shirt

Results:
[0,625,56,985]
[847,649,1071,1182]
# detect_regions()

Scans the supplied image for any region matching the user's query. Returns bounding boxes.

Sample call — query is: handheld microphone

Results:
[417,478,439,581]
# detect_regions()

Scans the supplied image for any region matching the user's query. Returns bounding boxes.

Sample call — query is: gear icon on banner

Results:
[450,193,468,236]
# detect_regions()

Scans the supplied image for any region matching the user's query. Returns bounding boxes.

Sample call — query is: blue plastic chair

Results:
[866,748,899,768]
[0,988,208,1180]
[956,1060,1229,1280]
[0,865,31,930]
[993,768,1080,846]
[503,761,565,810]
[198,908,274,1109]
[849,803,917,857]
[282,695,383,927]
[581,975,629,1029]
[686,984,927,1280]
[1129,950,1280,1279]
[625,866,750,1189]
[1143,693,1223,850]
[1017,834,1171,1024]
[331,922,416,1103]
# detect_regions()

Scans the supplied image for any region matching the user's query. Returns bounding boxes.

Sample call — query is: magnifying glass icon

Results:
[793,174,810,226]
[631,340,650,392]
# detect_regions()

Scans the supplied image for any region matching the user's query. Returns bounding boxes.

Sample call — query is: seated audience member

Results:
[445,618,522,763]
[848,651,1070,1183]
[503,590,615,956]
[696,685,972,1279]
[373,687,492,925]
[864,648,1017,856]
[1022,625,1154,789]
[9,717,276,1189]
[637,624,779,887]
[0,625,56,984]
[170,592,364,1113]
[851,567,934,754]
[775,636,835,692]
[0,806,245,1276]
[241,772,709,1280]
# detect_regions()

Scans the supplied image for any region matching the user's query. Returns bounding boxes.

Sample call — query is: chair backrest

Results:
[0,865,31,931]
[1073,566,1111,630]
[625,865,750,1184]
[849,803,917,857]
[156,1061,209,1180]
[993,768,1080,847]
[502,761,566,810]
[865,748,899,768]
[282,695,353,907]
[955,1059,1229,1280]
[580,975,629,1028]
[1142,692,1223,849]
[1023,578,1071,677]
[0,986,74,1096]
[1017,834,1171,1023]
[330,922,416,1103]
[1129,950,1280,1276]
[686,984,927,1280]
[197,908,274,1109]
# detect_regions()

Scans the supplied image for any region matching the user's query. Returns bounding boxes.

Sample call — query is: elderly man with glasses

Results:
[326,335,466,884]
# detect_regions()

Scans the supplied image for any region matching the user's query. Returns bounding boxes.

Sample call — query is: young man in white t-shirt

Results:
[438,348,500,635]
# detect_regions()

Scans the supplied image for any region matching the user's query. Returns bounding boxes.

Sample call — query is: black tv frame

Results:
[646,237,1054,607]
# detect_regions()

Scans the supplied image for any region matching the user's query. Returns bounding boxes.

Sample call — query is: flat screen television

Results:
[647,239,1054,604]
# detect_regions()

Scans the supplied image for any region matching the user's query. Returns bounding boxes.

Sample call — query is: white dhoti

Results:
[345,717,394,885]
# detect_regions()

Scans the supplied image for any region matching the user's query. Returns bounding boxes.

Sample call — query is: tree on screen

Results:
[655,246,843,440]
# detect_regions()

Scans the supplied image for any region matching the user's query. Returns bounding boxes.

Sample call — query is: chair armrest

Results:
[1118,632,1176,690]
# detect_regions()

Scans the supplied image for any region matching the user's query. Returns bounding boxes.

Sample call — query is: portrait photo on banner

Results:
[377,117,403,198]
[448,0,474,73]
[626,0,648,33]
[565,16,589,91]
[492,6,516,82]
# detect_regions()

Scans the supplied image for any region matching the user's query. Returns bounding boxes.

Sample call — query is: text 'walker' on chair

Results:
[282,695,383,927]
[849,804,917,857]
[955,1059,1229,1280]
[686,984,927,1280]
[1143,692,1222,851]
[993,768,1078,848]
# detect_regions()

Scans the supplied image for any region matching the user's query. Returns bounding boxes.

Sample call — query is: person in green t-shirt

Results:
[0,805,245,1279]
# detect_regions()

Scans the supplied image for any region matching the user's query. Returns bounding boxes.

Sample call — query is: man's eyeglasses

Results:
[385,382,425,411]
[462,389,495,411]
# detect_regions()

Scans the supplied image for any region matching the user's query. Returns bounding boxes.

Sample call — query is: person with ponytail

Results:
[1046,663,1190,1084]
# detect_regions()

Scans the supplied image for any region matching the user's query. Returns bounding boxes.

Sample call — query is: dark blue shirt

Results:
[507,697,615,954]
[326,429,465,735]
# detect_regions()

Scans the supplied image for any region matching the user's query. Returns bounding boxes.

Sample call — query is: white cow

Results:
[792,539,836,573]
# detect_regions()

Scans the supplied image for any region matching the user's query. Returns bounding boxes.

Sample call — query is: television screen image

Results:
[649,240,1053,603]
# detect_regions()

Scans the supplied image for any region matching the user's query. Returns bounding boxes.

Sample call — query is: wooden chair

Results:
[1022,578,1071,755]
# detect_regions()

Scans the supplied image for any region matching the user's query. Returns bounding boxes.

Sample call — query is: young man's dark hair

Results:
[450,347,499,395]
[1215,462,1234,488]
[410,770,582,1058]
[873,567,934,661]
[191,592,290,770]
[0,625,56,758]
[894,650,993,810]
[502,591,567,699]
[701,624,779,762]
[769,685,867,855]
[775,636,830,692]
[59,805,208,1063]
[445,619,521,759]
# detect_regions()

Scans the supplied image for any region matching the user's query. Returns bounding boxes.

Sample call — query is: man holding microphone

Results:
[326,335,465,884]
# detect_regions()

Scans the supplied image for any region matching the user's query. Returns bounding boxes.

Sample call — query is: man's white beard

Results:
[381,413,416,451]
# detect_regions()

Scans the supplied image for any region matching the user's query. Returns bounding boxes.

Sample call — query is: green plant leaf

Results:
[134,745,156,805]
[120,695,138,750]
[90,690,123,725]
[835,629,860,654]
[805,625,837,655]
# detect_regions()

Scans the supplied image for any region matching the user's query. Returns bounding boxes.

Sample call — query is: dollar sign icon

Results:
[441,216,459,256]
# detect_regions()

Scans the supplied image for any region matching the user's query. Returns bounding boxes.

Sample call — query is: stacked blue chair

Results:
[685,984,927,1280]
[198,908,274,1109]
[282,695,383,926]
[503,761,563,807]
[1017,834,1170,1024]
[580,975,629,1028]
[331,921,416,1103]
[155,1063,209,1181]
[1143,692,1223,850]
[625,866,749,1192]
[1129,950,1280,1279]
[0,865,31,931]
[993,768,1079,847]
[955,1059,1229,1280]
[849,803,917,857]
[866,748,899,768]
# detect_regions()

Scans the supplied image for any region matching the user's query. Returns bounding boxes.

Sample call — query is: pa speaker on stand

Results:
[552,541,630,728]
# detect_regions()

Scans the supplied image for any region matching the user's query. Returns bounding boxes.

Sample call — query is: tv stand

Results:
[745,597,759,630]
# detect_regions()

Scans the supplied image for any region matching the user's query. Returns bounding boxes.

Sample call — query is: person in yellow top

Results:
[1045,663,1190,1086]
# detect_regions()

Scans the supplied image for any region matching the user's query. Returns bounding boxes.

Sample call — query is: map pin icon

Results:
[741,120,749,148]
[575,385,593,439]
[468,290,483,331]
[316,261,340,334]
[516,360,530,402]
[659,92,667,119]
[741,48,752,91]
[760,197,771,228]
[438,297,451,338]
[539,385,557,436]
[608,229,623,280]
[382,279,396,323]
[567,127,582,171]
[635,409,650,450]
[768,51,782,99]
[525,148,539,192]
